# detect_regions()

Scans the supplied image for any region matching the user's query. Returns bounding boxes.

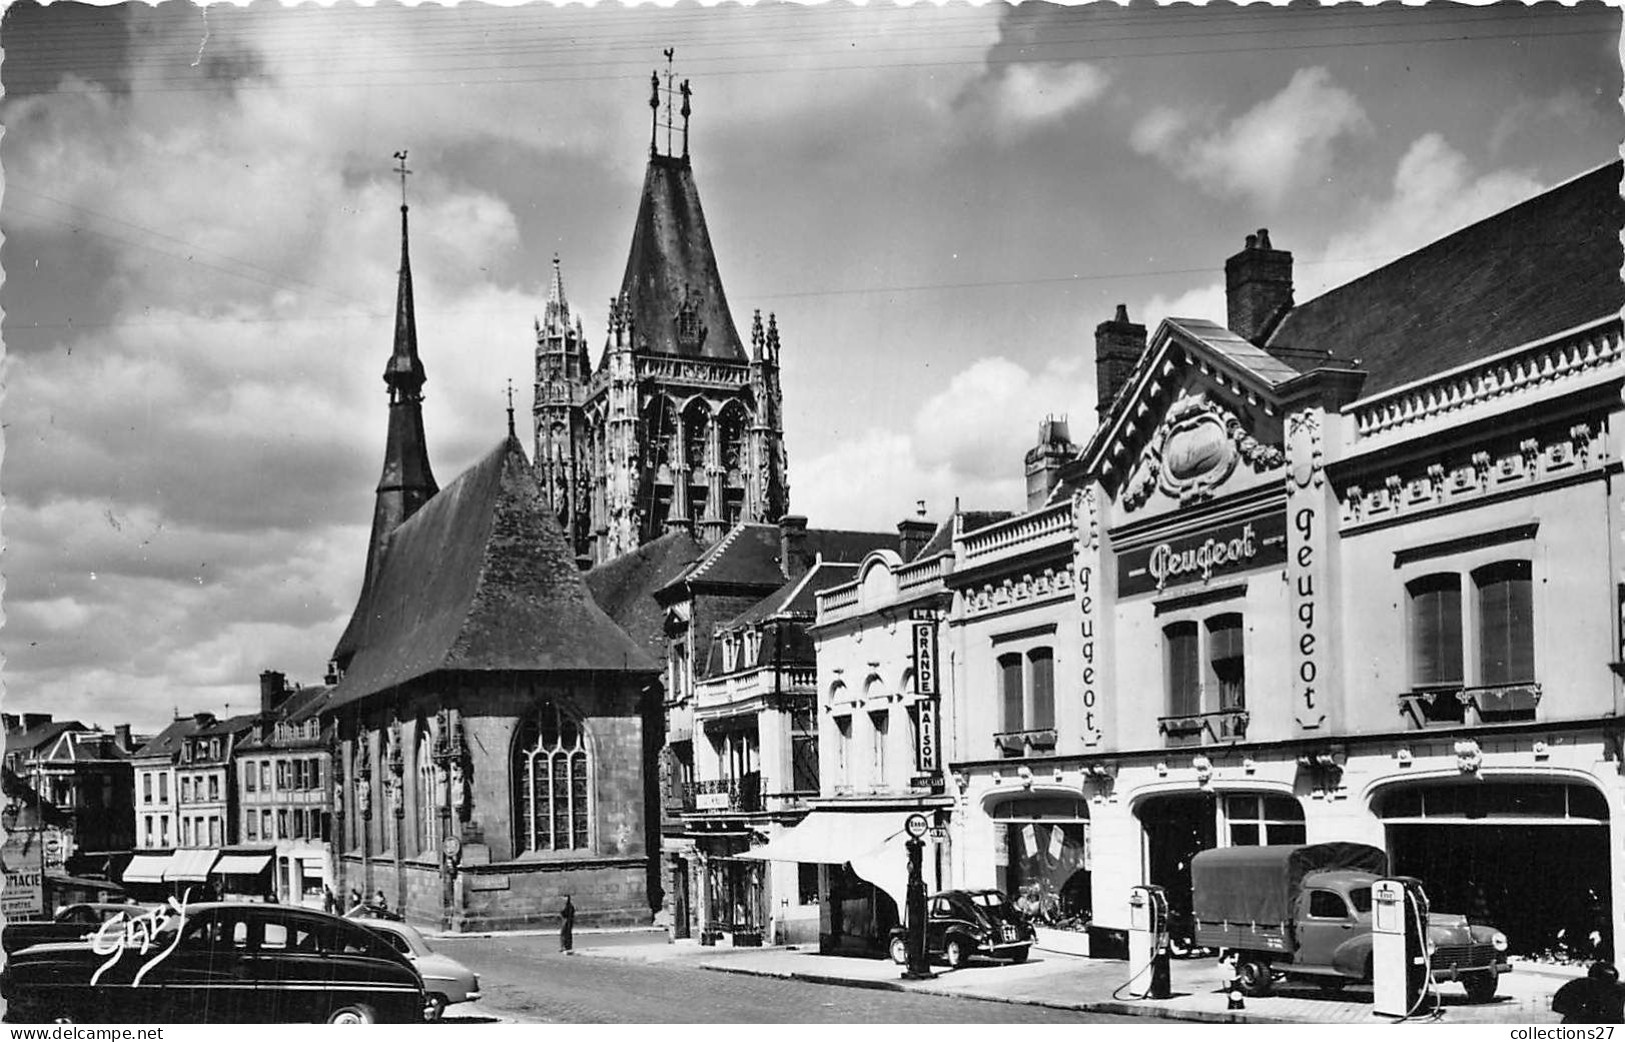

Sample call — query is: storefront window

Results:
[992,797,1090,931]
[1224,794,1305,845]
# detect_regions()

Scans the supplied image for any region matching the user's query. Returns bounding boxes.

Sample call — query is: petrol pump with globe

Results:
[901,812,934,980]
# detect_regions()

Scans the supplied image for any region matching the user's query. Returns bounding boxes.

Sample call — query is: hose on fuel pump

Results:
[1110,956,1159,1001]
[1392,885,1442,1023]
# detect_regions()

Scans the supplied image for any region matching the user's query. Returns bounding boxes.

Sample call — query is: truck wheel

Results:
[1235,958,1272,996]
[1463,970,1499,1003]
[888,936,909,966]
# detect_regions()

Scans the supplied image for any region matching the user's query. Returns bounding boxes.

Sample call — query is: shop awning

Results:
[740,810,913,919]
[121,853,171,884]
[164,849,220,882]
[211,853,272,876]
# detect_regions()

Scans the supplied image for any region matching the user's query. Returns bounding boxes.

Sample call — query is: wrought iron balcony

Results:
[683,772,762,814]
[1157,707,1249,747]
[1399,682,1540,728]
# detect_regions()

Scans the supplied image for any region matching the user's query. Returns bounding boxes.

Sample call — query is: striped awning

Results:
[164,848,219,882]
[211,853,272,876]
[121,853,170,884]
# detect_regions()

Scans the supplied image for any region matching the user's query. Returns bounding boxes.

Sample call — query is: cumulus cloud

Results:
[795,354,1096,530]
[977,62,1111,134]
[1131,67,1370,207]
[1306,134,1544,298]
[1137,283,1226,330]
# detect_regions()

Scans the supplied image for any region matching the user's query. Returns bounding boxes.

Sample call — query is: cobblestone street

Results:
[433,932,1135,1024]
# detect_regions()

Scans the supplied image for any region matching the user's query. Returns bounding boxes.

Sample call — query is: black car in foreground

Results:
[2,902,153,955]
[1,902,425,1024]
[888,888,1037,968]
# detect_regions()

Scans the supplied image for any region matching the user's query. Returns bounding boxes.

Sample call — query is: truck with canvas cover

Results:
[1191,842,1510,1000]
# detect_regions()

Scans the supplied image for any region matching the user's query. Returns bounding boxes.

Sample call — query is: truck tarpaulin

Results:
[1192,843,1388,926]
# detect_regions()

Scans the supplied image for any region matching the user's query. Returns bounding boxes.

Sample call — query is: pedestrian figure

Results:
[347,886,364,916]
[323,886,338,914]
[560,895,575,953]
[372,888,389,914]
[1554,962,1625,1024]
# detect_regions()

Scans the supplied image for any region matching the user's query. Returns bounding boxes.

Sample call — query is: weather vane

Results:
[393,150,411,208]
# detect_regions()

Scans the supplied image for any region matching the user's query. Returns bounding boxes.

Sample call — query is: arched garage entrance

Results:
[1378,780,1611,959]
[990,795,1091,928]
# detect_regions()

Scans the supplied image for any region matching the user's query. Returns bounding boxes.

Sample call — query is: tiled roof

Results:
[668,523,895,593]
[195,713,260,739]
[618,155,748,362]
[1264,161,1625,398]
[584,527,704,662]
[4,720,84,757]
[328,437,657,711]
[729,561,858,629]
[132,716,214,760]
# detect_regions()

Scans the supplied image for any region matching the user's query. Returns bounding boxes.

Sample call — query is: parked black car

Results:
[888,889,1037,968]
[1,902,425,1024]
[2,902,151,955]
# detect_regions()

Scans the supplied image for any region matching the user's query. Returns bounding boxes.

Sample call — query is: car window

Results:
[381,932,412,956]
[1349,888,1373,914]
[180,913,243,950]
[262,922,289,950]
[1308,890,1350,919]
[59,907,96,925]
[336,921,395,958]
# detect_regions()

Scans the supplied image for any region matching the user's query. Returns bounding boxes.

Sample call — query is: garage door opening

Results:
[1380,781,1611,959]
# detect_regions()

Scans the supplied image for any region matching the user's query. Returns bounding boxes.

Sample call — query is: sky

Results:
[1,0,1621,732]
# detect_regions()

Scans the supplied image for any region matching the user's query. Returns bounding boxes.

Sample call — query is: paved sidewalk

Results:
[576,940,1574,1024]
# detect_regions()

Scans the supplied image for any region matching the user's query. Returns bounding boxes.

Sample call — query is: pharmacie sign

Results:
[1,829,46,920]
[1118,511,1288,597]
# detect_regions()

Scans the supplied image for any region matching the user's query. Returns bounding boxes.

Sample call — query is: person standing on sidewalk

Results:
[560,894,576,954]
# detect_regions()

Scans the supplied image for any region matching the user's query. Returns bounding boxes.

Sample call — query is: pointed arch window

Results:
[415,725,440,855]
[514,701,591,853]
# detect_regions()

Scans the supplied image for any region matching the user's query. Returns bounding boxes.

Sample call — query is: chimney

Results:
[191,712,216,728]
[1225,228,1293,346]
[259,670,289,715]
[897,502,934,562]
[1095,304,1148,419]
[778,515,810,580]
[114,724,133,753]
[22,713,51,731]
[1025,416,1078,510]
[3,714,19,735]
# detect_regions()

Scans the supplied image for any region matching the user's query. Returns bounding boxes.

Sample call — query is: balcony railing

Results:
[1399,682,1541,728]
[695,669,817,715]
[1157,708,1250,747]
[993,729,1058,758]
[684,772,762,813]
[959,502,1072,566]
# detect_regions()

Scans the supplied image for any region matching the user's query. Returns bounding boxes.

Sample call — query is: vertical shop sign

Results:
[912,622,937,696]
[1074,489,1104,746]
[1286,408,1330,733]
[915,698,938,772]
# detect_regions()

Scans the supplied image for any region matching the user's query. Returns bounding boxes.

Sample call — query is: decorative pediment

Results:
[1121,387,1285,513]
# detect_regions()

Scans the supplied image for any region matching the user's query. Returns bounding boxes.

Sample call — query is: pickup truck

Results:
[1191,842,1510,1000]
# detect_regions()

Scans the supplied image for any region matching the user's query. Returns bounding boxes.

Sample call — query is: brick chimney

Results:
[21,713,51,731]
[1024,416,1077,510]
[778,515,810,580]
[114,723,132,753]
[259,670,288,715]
[1095,304,1148,419]
[897,501,934,562]
[1225,228,1293,345]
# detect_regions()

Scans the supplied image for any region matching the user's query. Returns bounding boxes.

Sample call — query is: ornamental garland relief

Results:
[1122,391,1286,512]
[965,566,1074,615]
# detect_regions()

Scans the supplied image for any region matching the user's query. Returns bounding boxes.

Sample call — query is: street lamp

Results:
[902,812,934,981]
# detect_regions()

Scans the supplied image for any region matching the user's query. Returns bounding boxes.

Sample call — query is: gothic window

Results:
[683,400,711,473]
[415,724,440,855]
[514,700,590,853]
[718,402,747,472]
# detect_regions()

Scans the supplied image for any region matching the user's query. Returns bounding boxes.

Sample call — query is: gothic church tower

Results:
[535,62,790,565]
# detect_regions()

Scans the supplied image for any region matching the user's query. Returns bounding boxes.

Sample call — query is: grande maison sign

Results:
[1118,511,1288,596]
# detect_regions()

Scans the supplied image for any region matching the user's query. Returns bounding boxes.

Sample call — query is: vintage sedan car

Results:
[888,889,1036,968]
[356,917,481,1020]
[0,902,425,1024]
[2,902,151,955]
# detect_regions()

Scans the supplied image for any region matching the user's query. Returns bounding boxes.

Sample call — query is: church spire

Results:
[361,151,438,610]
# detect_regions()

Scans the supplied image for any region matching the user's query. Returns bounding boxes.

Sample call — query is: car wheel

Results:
[944,937,969,969]
[1464,970,1499,1003]
[1235,957,1272,996]
[326,1003,378,1025]
[1008,946,1030,964]
[888,936,909,966]
[425,995,448,1022]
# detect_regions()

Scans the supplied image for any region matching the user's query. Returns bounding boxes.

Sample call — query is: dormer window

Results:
[722,635,739,673]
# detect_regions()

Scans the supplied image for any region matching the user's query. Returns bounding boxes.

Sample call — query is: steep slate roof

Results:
[328,436,657,711]
[584,527,704,662]
[1168,317,1305,388]
[40,730,131,763]
[4,720,84,758]
[663,523,895,593]
[195,713,260,740]
[1264,161,1625,398]
[703,564,857,676]
[131,715,214,761]
[617,154,748,362]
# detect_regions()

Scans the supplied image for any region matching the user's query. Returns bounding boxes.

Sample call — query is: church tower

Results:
[539,58,790,565]
[336,151,439,669]
[532,255,591,558]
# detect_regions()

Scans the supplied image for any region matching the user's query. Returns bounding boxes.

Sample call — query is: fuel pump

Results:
[1371,878,1431,1017]
[1127,885,1172,1000]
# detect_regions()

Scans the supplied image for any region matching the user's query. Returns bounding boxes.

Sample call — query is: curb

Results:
[695,961,1302,1025]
